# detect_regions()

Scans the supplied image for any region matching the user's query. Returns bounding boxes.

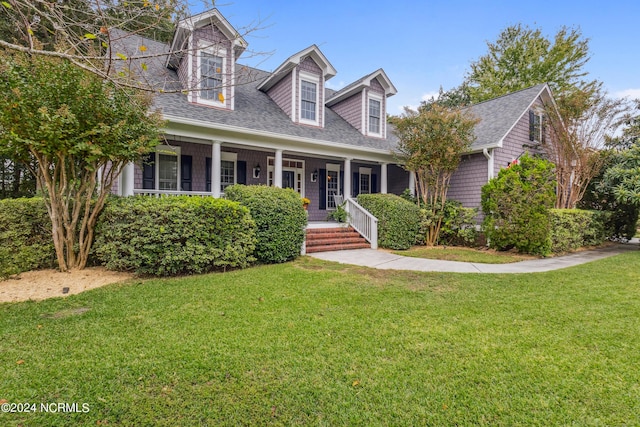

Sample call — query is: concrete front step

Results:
[305,226,370,253]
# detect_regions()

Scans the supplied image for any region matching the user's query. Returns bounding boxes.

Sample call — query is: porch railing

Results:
[133,189,214,197]
[344,197,378,250]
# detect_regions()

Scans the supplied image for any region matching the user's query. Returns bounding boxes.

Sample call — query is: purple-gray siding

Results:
[448,153,488,209]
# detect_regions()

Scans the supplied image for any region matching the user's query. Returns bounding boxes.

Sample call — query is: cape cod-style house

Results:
[111,9,555,250]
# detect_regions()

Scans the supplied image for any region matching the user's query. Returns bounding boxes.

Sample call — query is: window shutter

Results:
[541,115,547,144]
[352,172,360,197]
[181,155,192,191]
[142,153,155,190]
[237,160,247,185]
[339,171,344,196]
[529,110,535,141]
[205,157,212,192]
[372,174,378,194]
[319,169,326,210]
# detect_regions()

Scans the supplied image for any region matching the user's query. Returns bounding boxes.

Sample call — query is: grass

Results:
[392,245,538,263]
[1,252,640,425]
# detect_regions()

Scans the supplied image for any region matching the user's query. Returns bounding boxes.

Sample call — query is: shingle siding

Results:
[494,99,546,175]
[448,153,488,209]
[330,92,363,132]
[387,164,409,195]
[265,72,293,119]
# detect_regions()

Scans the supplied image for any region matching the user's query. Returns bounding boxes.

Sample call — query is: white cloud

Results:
[397,91,441,113]
[326,80,346,90]
[614,88,640,100]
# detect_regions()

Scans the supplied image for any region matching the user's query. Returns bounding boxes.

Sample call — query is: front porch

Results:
[117,139,414,222]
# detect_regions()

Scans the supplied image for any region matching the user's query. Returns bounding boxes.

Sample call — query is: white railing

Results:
[344,197,378,250]
[133,189,215,197]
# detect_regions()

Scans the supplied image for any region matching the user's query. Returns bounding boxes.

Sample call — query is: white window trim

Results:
[531,108,545,144]
[156,145,181,191]
[367,93,383,137]
[196,43,227,107]
[359,167,372,195]
[299,71,320,126]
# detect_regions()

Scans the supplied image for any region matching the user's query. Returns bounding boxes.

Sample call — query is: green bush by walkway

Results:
[225,185,307,263]
[550,209,612,253]
[357,193,420,249]
[95,196,256,276]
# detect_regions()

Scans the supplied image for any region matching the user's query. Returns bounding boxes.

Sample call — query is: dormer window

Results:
[368,97,381,135]
[197,46,226,106]
[201,52,224,101]
[301,80,317,121]
[299,72,320,126]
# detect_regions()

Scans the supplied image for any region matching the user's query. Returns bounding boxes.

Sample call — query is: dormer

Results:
[326,69,397,138]
[167,9,247,110]
[258,45,337,128]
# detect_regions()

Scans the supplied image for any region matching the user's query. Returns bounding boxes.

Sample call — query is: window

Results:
[369,98,381,135]
[220,160,235,191]
[301,80,317,121]
[529,109,545,143]
[299,72,320,125]
[197,46,226,106]
[157,146,180,191]
[359,167,371,195]
[326,163,340,210]
[220,152,237,193]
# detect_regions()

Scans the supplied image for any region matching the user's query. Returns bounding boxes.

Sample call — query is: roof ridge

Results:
[470,83,547,107]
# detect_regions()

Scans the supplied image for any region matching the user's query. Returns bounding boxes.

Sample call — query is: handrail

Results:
[344,197,378,250]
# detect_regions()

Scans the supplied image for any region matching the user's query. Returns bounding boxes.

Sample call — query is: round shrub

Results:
[0,197,55,277]
[94,196,256,276]
[224,185,307,263]
[481,154,556,255]
[356,193,420,250]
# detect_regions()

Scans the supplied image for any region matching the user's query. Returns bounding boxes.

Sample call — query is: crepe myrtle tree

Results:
[392,104,478,246]
[0,52,163,271]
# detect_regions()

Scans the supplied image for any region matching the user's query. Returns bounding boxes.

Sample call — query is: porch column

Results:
[122,162,134,197]
[409,170,416,196]
[212,141,221,198]
[274,149,283,188]
[343,158,351,199]
[380,163,388,194]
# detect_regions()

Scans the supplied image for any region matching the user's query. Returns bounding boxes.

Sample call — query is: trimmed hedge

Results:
[357,193,421,250]
[0,197,55,277]
[94,196,256,276]
[550,209,612,253]
[224,185,307,263]
[417,200,478,247]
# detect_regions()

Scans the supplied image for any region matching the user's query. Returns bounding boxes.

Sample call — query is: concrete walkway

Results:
[308,242,638,273]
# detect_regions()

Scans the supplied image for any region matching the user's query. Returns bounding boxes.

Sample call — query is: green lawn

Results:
[1,252,640,426]
[392,246,538,263]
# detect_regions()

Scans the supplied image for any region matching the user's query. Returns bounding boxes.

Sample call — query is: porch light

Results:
[253,164,261,179]
[311,169,318,182]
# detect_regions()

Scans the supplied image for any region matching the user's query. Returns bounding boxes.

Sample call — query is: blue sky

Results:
[206,0,640,114]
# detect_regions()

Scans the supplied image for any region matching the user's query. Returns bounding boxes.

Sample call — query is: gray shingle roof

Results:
[466,84,548,151]
[111,30,398,152]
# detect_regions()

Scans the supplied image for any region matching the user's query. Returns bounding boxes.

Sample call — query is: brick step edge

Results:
[306,232,362,240]
[305,243,371,253]
[306,237,368,247]
[306,227,354,234]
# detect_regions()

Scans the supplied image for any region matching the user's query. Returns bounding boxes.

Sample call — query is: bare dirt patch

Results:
[0,268,134,303]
